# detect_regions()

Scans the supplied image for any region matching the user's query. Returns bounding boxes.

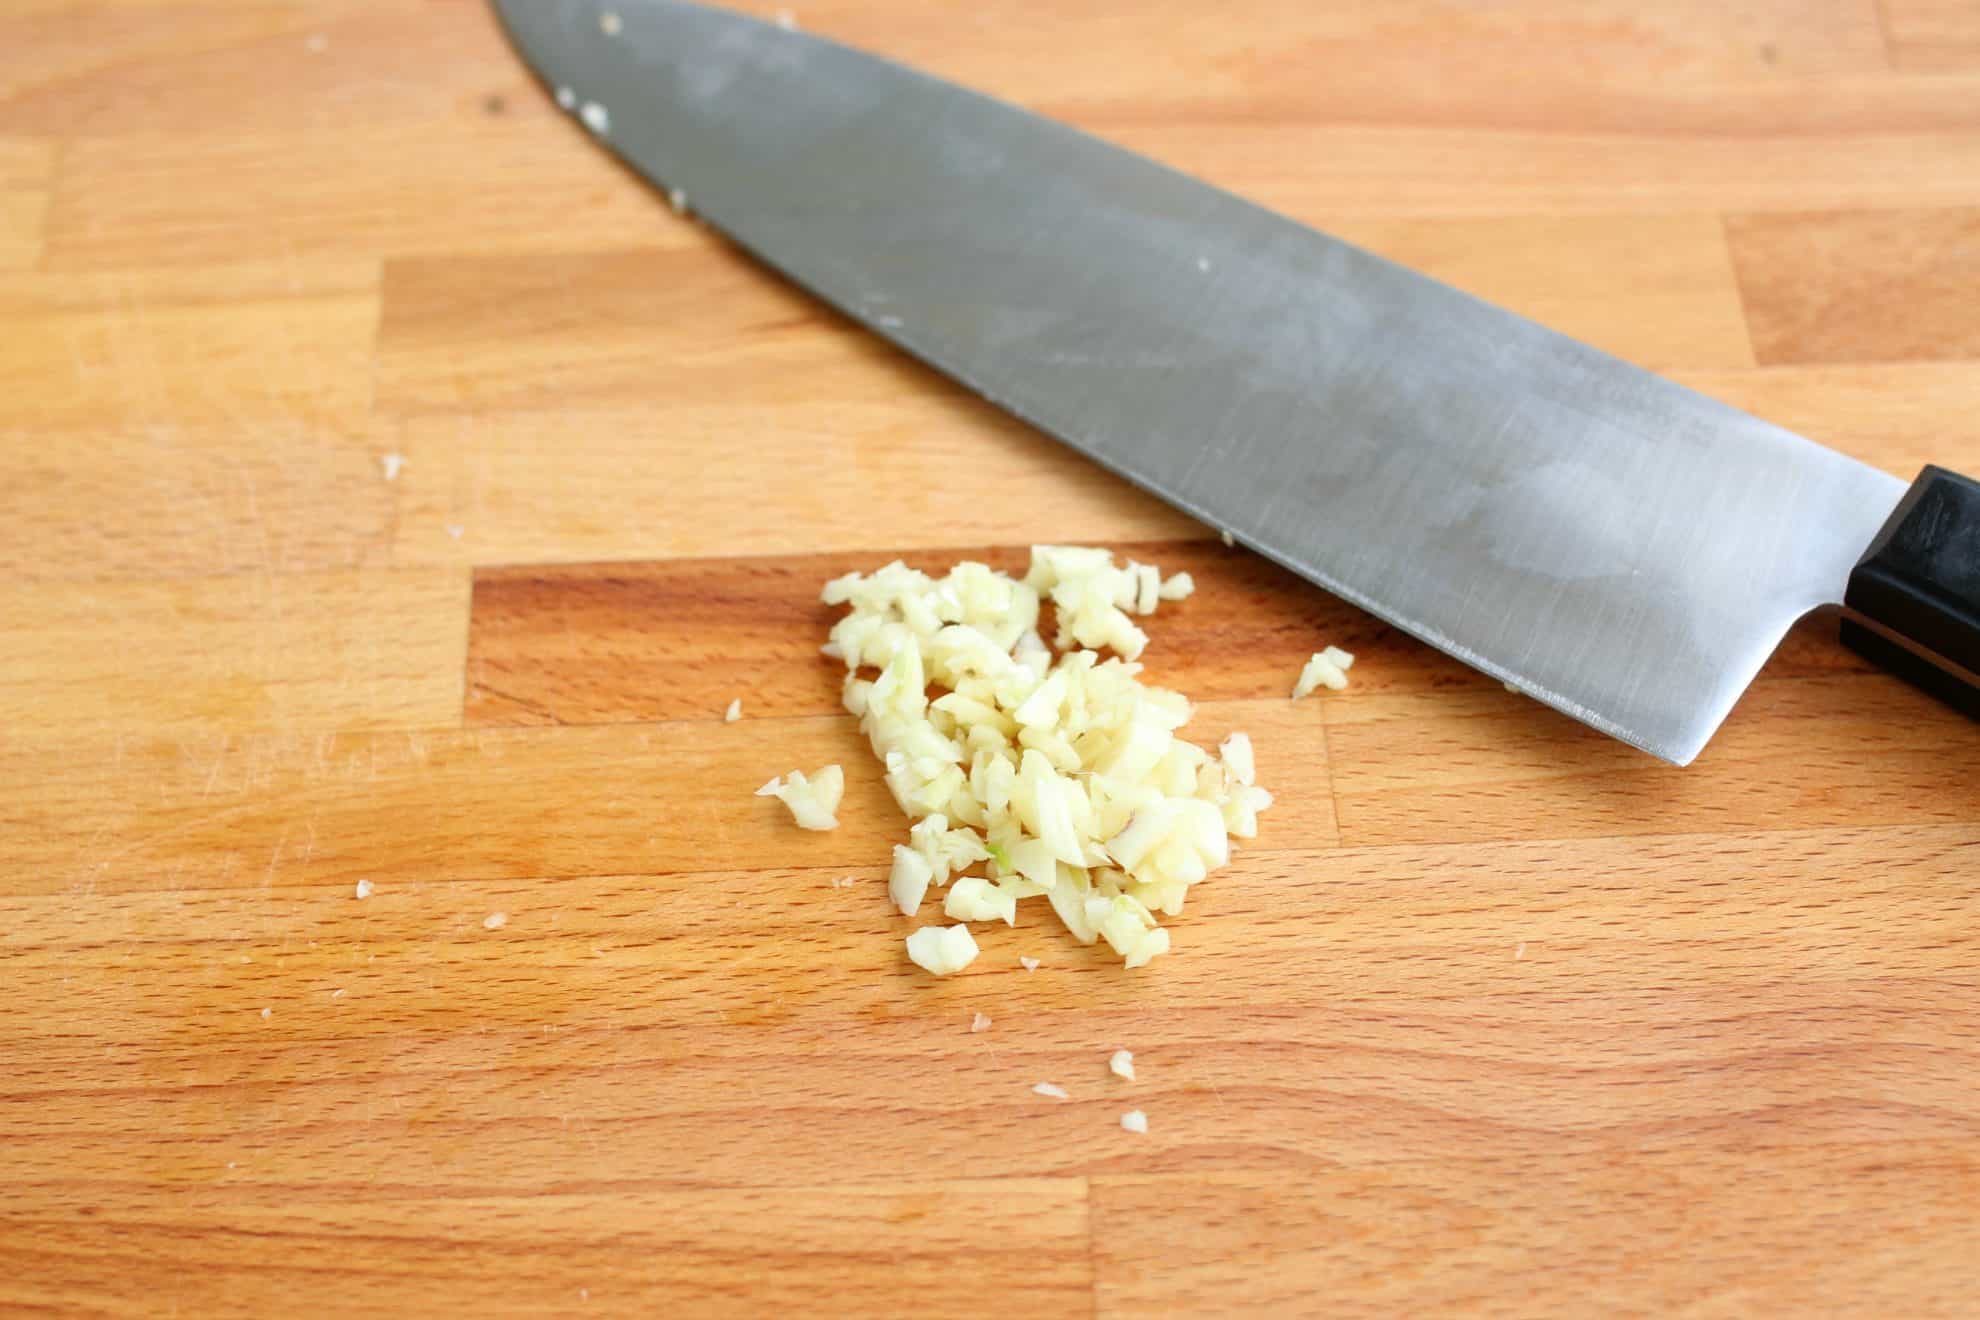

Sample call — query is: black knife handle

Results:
[1841,465,1980,719]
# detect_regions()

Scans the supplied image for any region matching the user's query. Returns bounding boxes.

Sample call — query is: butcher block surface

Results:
[5,1,1980,1314]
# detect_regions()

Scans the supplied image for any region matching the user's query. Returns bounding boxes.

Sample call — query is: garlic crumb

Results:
[1292,646,1354,699]
[755,765,844,830]
[905,924,978,976]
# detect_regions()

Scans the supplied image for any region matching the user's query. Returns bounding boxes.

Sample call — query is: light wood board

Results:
[4,0,1980,1314]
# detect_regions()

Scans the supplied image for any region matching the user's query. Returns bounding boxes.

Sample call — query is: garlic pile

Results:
[822,547,1273,975]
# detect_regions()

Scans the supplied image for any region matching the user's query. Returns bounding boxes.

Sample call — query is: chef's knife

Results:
[492,0,1980,765]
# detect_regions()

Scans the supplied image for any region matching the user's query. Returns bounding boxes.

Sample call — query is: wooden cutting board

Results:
[5,1,1980,1314]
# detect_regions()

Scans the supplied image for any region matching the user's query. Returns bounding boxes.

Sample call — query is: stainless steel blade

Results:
[493,0,1906,764]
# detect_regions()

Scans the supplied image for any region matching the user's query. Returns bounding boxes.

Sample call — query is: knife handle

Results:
[1841,465,1980,719]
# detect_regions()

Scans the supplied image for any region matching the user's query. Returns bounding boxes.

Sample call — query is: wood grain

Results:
[45,115,698,271]
[464,543,1361,727]
[0,260,378,429]
[375,246,894,417]
[0,138,51,270]
[1881,0,1980,70]
[457,545,1980,850]
[1674,362,1980,479]
[5,823,1976,1205]
[8,824,1978,1052]
[784,0,1895,97]
[0,418,395,580]
[44,76,1980,275]
[384,402,1202,567]
[1092,1148,1980,1318]
[1086,116,1980,218]
[0,569,469,740]
[1726,208,1980,365]
[1326,674,1980,845]
[7,0,1980,1313]
[0,1181,1093,1318]
[1327,212,1755,370]
[462,544,1882,731]
[376,215,1752,417]
[0,0,527,137]
[0,700,1339,898]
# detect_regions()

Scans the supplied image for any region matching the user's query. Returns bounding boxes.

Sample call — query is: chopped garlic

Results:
[1220,529,1234,547]
[823,547,1271,971]
[888,844,934,916]
[668,187,689,216]
[756,765,844,831]
[944,875,1017,926]
[354,878,374,900]
[580,101,610,135]
[970,1012,992,1033]
[724,698,742,722]
[1032,1082,1069,1100]
[1019,956,1040,972]
[483,912,507,930]
[1109,1049,1136,1081]
[1120,1109,1148,1134]
[599,9,622,34]
[555,86,577,110]
[379,452,404,482]
[775,8,798,28]
[1124,926,1171,970]
[1292,646,1355,699]
[1218,731,1255,786]
[905,924,978,976]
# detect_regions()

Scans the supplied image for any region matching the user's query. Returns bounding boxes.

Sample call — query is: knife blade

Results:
[491,0,1980,765]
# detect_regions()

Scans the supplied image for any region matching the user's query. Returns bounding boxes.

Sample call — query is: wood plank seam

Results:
[1718,211,1763,368]
[1874,0,1901,66]
[24,138,57,274]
